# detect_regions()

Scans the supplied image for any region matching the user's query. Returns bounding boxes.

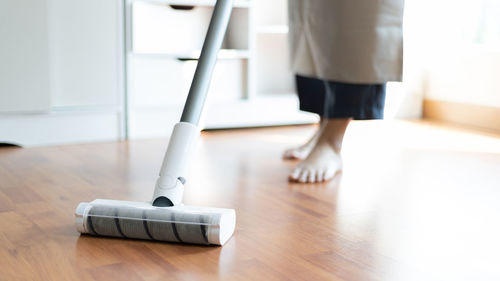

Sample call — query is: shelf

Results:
[256,25,288,34]
[130,49,250,60]
[135,0,252,8]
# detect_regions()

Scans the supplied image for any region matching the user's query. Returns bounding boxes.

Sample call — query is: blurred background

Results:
[1,0,499,146]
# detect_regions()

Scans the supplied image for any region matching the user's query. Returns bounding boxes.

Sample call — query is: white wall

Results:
[416,0,500,108]
[425,47,500,108]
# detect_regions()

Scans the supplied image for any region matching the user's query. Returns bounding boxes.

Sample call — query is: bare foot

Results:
[288,141,342,183]
[283,120,324,160]
[288,118,350,183]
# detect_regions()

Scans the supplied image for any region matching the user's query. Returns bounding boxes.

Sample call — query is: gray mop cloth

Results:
[86,205,211,245]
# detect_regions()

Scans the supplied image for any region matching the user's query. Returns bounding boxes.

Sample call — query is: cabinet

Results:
[0,0,51,113]
[0,0,124,146]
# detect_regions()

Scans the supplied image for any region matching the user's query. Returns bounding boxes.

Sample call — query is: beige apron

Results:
[288,0,405,84]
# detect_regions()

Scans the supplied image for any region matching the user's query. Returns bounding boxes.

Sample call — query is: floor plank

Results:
[1,120,500,281]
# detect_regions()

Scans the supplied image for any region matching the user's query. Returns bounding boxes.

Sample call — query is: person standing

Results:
[285,0,405,183]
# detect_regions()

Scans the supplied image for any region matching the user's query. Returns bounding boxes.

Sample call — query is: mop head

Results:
[75,199,235,245]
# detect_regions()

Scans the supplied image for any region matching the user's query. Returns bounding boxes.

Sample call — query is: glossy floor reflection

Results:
[1,120,499,280]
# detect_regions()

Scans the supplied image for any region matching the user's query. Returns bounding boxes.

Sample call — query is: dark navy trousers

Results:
[295,74,387,120]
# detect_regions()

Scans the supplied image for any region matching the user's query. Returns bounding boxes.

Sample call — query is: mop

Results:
[74,0,235,246]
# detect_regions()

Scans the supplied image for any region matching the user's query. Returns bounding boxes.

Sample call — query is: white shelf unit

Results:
[125,0,317,139]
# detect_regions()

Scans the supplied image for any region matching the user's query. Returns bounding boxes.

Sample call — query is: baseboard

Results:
[0,111,122,147]
[423,99,500,132]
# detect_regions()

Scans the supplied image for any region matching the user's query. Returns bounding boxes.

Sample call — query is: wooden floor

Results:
[1,120,500,281]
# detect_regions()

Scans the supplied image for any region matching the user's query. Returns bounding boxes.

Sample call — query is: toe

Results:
[324,168,337,181]
[316,169,325,182]
[283,149,300,160]
[284,149,294,157]
[283,149,293,159]
[299,169,309,183]
[289,167,302,181]
[307,171,316,183]
[316,170,324,183]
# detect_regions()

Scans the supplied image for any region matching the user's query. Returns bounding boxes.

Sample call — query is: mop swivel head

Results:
[73,123,237,246]
[75,199,236,245]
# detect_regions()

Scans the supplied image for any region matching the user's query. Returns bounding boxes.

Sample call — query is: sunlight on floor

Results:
[344,120,500,154]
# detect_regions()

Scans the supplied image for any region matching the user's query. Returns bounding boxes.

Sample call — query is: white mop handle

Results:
[152,122,199,205]
[180,0,233,125]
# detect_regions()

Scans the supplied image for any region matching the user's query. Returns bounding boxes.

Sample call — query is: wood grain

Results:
[1,120,500,281]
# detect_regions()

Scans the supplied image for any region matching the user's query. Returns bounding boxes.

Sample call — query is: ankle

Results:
[317,137,342,154]
[316,118,351,153]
